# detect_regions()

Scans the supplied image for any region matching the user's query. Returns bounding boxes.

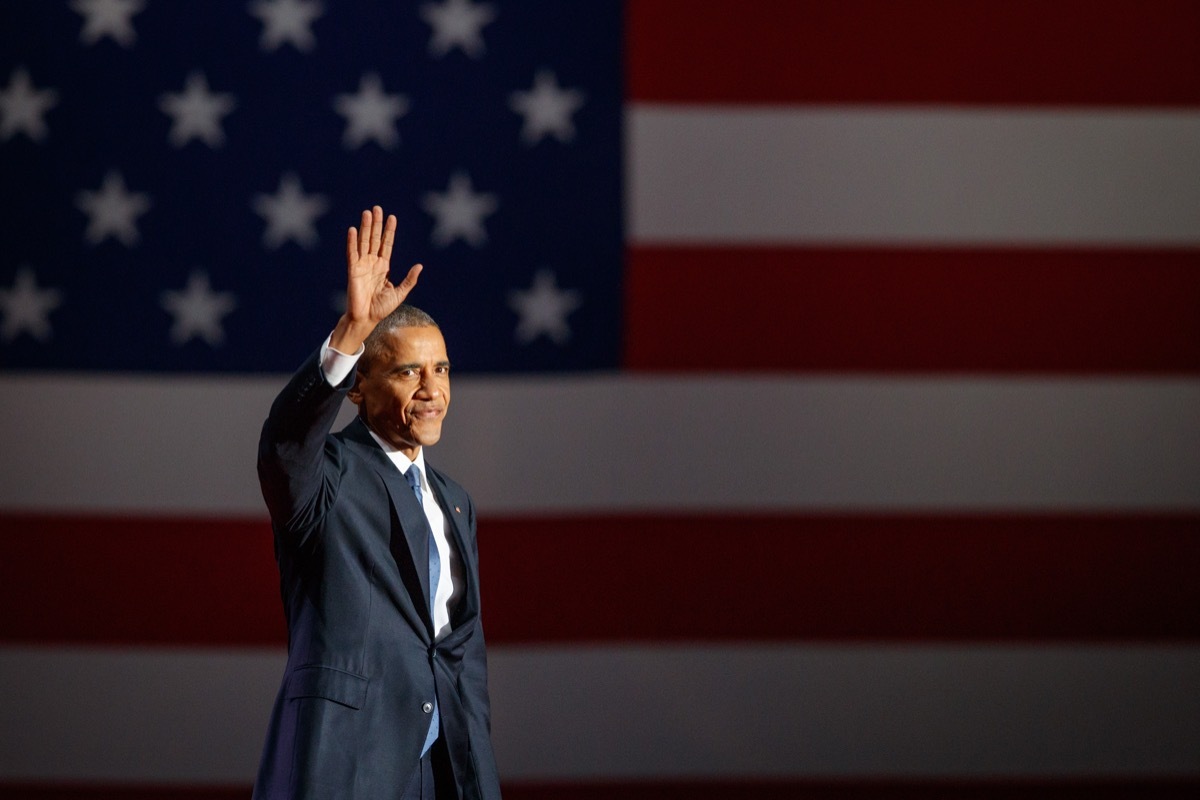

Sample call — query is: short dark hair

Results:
[360,304,439,372]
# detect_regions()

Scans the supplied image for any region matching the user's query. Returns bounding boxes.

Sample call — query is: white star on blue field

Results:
[0,0,621,373]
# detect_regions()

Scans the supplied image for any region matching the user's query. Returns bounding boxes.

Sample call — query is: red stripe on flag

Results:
[0,515,284,646]
[626,0,1200,106]
[483,513,1200,643]
[506,780,1200,800]
[2,780,1199,800]
[2,512,1197,646]
[624,246,1200,373]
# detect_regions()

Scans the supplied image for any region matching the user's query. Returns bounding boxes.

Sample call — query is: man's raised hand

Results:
[332,206,422,353]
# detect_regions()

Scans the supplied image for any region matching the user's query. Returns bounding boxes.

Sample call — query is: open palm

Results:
[345,206,421,326]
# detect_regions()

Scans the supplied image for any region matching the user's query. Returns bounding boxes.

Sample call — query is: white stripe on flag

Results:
[3,645,1198,783]
[2,375,1198,514]
[627,107,1200,245]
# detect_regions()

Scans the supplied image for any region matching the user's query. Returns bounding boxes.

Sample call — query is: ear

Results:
[347,377,363,406]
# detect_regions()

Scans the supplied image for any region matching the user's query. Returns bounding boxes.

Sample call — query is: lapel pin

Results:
[455,506,461,513]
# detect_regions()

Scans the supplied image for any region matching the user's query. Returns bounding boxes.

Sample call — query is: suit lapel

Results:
[428,467,480,628]
[343,419,434,631]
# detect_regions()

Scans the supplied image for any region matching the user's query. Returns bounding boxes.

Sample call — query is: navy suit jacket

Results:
[253,350,501,799]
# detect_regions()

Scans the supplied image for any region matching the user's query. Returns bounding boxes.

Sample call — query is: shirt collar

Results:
[364,428,426,484]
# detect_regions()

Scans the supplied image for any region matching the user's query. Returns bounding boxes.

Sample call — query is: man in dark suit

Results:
[253,206,501,800]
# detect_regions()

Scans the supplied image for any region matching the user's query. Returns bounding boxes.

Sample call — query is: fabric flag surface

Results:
[2,1,1199,798]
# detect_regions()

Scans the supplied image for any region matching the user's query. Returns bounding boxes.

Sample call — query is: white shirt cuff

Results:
[320,334,364,386]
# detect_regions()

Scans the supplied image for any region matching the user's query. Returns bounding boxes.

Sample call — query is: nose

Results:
[416,371,440,398]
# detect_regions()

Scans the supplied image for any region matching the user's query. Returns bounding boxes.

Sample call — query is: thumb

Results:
[396,263,422,297]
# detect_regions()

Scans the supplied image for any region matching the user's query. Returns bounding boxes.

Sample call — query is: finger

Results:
[370,205,383,255]
[358,209,371,259]
[380,214,397,262]
[346,226,358,267]
[396,263,422,297]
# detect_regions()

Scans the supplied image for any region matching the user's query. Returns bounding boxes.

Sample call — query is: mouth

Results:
[409,407,443,420]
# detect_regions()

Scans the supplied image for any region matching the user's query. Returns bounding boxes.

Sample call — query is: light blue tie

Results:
[406,465,440,755]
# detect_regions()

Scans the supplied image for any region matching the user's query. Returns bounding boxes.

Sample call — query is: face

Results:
[348,325,450,460]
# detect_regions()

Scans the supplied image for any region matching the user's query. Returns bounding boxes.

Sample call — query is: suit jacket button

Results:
[422,702,433,714]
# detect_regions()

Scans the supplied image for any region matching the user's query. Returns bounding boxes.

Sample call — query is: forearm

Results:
[257,349,349,529]
[459,618,493,734]
[460,502,493,732]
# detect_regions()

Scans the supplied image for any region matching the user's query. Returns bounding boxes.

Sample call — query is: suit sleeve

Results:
[458,496,493,735]
[457,496,503,796]
[257,348,352,537]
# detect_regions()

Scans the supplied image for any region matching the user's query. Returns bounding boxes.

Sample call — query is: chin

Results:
[413,425,443,446]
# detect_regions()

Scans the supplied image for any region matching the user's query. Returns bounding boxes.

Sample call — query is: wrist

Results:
[330,315,376,354]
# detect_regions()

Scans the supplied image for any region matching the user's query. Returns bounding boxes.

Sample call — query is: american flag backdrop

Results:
[1,0,1199,797]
